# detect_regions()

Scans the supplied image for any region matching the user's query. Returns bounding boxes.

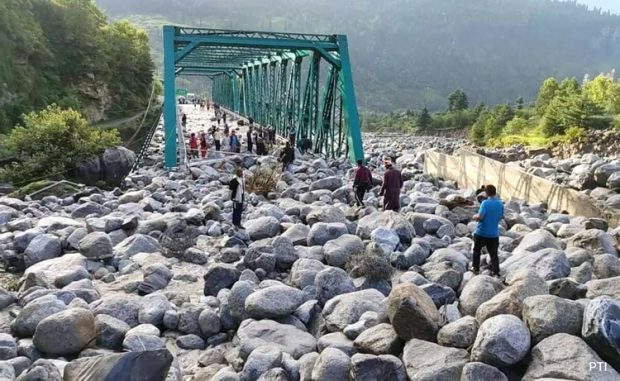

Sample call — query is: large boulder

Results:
[33,308,96,356]
[500,248,570,281]
[314,267,356,306]
[63,349,173,381]
[203,264,241,297]
[11,295,67,337]
[311,347,350,381]
[567,229,618,256]
[24,234,62,268]
[309,177,343,191]
[73,146,136,187]
[523,333,620,381]
[476,269,548,322]
[437,316,478,349]
[244,285,305,319]
[245,217,280,240]
[322,289,386,332]
[290,258,325,289]
[353,323,402,356]
[471,314,530,367]
[357,212,415,244]
[235,319,316,359]
[386,283,440,341]
[402,339,468,381]
[114,234,160,258]
[512,229,561,254]
[586,276,620,300]
[350,354,406,381]
[323,235,365,268]
[78,232,114,260]
[582,296,620,369]
[459,275,504,316]
[460,362,508,381]
[522,294,584,343]
[307,222,348,246]
[594,163,620,187]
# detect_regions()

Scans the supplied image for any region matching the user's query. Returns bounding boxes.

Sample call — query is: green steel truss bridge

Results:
[162,26,364,168]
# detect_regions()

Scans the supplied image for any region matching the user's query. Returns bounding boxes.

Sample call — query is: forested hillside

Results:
[96,0,620,112]
[0,0,154,132]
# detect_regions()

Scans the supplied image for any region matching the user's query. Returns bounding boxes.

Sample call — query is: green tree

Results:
[0,105,120,184]
[504,116,530,135]
[448,89,469,112]
[535,78,560,116]
[417,107,432,130]
[515,96,524,110]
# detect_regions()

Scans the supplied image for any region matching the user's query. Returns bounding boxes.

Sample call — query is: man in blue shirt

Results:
[471,184,504,277]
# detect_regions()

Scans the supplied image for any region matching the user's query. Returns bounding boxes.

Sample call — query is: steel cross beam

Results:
[162,25,364,169]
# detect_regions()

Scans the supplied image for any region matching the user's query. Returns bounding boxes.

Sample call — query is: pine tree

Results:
[417,106,432,130]
[448,89,469,112]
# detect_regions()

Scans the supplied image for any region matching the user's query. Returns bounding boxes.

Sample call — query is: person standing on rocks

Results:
[199,133,208,158]
[379,156,403,211]
[229,168,245,229]
[353,160,372,207]
[471,184,504,277]
[188,133,199,159]
[214,128,222,151]
[247,126,254,153]
[230,130,240,152]
[280,142,295,172]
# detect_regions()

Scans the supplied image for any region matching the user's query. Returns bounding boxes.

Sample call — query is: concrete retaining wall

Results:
[424,149,620,226]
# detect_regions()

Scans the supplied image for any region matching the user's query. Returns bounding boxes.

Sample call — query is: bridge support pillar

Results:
[163,25,178,168]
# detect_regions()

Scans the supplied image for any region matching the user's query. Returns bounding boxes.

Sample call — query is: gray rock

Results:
[317,332,356,356]
[15,359,62,381]
[420,282,456,308]
[471,314,531,367]
[0,334,17,360]
[138,293,171,326]
[402,339,468,381]
[33,308,95,356]
[582,296,620,369]
[11,295,67,337]
[522,295,584,343]
[390,244,428,269]
[523,333,620,381]
[245,285,305,319]
[272,236,298,270]
[122,334,164,352]
[92,295,141,327]
[307,222,348,246]
[501,248,570,281]
[512,229,561,254]
[586,276,620,300]
[290,259,325,289]
[459,275,504,316]
[23,234,61,268]
[245,217,280,240]
[310,177,343,192]
[198,308,221,338]
[353,323,402,355]
[78,232,113,259]
[204,264,241,296]
[437,316,478,349]
[357,212,414,244]
[568,229,618,256]
[63,349,172,381]
[593,254,620,279]
[386,283,440,341]
[176,334,206,350]
[310,348,350,381]
[71,201,108,218]
[114,234,160,258]
[460,362,508,381]
[314,267,356,306]
[95,314,130,349]
[323,235,364,268]
[350,354,406,381]
[229,281,256,322]
[281,224,310,246]
[138,263,172,295]
[242,345,282,381]
[322,289,385,332]
[236,319,316,359]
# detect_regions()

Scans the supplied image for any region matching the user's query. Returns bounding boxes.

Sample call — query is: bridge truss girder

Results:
[163,26,364,168]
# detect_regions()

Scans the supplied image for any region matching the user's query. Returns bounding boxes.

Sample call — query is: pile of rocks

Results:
[0,122,618,380]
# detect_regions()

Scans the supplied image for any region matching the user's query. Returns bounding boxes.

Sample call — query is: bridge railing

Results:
[129,106,163,174]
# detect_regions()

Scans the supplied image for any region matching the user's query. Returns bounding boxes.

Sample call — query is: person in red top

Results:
[199,132,208,158]
[188,133,199,159]
[353,160,372,207]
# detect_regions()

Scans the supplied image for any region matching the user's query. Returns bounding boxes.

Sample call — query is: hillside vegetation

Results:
[96,0,620,112]
[0,0,155,132]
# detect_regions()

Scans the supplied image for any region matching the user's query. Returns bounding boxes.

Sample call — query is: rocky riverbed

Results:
[0,109,619,380]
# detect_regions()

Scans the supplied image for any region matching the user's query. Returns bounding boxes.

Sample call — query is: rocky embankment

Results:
[0,126,618,381]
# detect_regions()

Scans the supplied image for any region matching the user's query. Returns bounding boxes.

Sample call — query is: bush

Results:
[246,165,279,197]
[0,105,120,185]
[346,253,394,281]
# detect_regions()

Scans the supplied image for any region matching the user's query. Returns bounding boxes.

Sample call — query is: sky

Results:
[575,0,620,14]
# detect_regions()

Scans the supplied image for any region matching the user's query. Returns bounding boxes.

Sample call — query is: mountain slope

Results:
[96,0,620,112]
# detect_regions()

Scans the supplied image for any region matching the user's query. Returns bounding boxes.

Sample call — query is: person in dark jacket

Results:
[379,157,403,211]
[229,168,245,229]
[280,142,295,172]
[246,126,253,153]
[353,160,372,207]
